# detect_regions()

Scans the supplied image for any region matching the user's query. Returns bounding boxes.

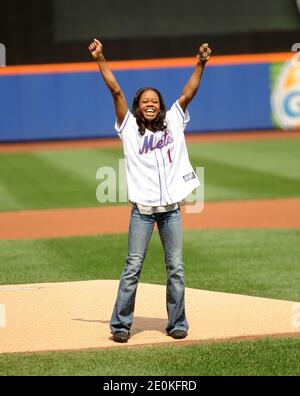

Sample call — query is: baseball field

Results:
[0,131,300,376]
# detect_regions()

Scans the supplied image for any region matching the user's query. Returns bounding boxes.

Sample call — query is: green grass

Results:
[0,229,299,301]
[0,148,122,211]
[188,139,300,201]
[1,338,300,376]
[0,138,300,211]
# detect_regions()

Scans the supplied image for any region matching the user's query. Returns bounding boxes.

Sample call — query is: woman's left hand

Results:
[197,43,212,63]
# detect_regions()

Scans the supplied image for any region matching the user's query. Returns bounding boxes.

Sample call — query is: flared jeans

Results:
[110,206,189,335]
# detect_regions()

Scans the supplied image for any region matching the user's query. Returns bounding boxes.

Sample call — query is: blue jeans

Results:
[110,206,189,335]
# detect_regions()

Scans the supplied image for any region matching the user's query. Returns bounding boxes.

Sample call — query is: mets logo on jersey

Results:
[139,131,174,155]
[271,59,300,129]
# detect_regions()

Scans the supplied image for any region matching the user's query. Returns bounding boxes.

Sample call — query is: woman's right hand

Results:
[88,39,103,61]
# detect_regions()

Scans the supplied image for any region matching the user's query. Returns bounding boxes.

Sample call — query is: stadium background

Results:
[0,0,300,376]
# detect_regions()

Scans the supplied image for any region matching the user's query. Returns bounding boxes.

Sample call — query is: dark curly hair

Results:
[132,87,167,136]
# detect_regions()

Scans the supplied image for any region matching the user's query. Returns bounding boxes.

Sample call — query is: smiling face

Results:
[139,90,161,122]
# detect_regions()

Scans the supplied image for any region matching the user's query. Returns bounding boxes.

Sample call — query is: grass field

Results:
[0,137,299,376]
[1,338,300,376]
[0,138,300,211]
[0,229,299,301]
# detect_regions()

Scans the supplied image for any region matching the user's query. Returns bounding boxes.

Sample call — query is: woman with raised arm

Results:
[89,39,211,343]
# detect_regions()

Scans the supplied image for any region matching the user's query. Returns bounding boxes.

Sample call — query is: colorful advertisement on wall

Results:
[271,56,300,130]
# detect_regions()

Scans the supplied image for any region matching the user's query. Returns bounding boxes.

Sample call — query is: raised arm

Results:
[178,43,211,113]
[88,39,128,126]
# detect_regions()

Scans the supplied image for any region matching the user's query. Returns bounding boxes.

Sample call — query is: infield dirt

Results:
[0,198,299,240]
[0,280,299,354]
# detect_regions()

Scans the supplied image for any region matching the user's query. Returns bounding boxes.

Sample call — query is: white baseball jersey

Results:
[115,100,200,206]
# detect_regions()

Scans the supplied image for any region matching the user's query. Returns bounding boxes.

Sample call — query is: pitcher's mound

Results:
[0,280,299,354]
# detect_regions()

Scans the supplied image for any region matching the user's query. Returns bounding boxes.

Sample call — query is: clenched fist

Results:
[88,38,103,61]
[197,43,212,63]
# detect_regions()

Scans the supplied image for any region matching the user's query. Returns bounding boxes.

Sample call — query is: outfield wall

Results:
[0,53,293,142]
